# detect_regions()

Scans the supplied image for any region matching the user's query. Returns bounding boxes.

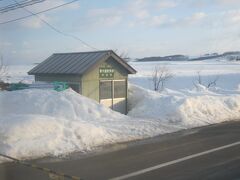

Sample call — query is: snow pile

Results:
[128,84,240,126]
[0,85,240,162]
[0,89,181,161]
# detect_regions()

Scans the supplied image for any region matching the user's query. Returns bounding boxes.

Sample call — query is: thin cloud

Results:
[28,0,80,12]
[214,0,240,6]
[150,15,172,26]
[87,8,123,27]
[187,0,240,8]
[134,10,150,19]
[156,0,178,9]
[184,12,207,25]
[223,10,240,24]
[20,14,52,29]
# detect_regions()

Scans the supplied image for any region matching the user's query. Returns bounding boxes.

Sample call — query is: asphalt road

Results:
[0,121,240,180]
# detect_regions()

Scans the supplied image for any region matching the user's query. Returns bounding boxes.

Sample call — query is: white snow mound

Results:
[0,85,240,162]
[0,89,181,161]
[128,84,240,126]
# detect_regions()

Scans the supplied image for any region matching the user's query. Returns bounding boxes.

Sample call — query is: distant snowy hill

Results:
[136,51,240,62]
[191,51,240,61]
[136,55,189,62]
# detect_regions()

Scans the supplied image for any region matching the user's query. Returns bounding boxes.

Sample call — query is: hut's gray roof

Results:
[28,50,136,75]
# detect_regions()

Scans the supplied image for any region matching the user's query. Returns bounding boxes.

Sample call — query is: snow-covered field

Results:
[4,59,240,91]
[3,65,34,84]
[0,59,240,162]
[129,59,240,90]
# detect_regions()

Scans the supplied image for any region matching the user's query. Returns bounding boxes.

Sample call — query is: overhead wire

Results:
[0,0,45,13]
[11,0,98,50]
[0,0,79,25]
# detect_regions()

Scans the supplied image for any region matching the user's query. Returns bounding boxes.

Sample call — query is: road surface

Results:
[0,121,240,180]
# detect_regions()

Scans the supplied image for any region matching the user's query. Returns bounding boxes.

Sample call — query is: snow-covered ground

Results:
[1,86,239,162]
[3,65,34,84]
[129,59,240,91]
[0,59,240,162]
[0,88,184,162]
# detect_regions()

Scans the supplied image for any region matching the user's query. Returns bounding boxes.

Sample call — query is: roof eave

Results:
[110,51,137,74]
[28,72,83,76]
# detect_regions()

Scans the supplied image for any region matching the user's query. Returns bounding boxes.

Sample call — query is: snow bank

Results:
[0,85,240,162]
[0,89,181,162]
[128,84,240,126]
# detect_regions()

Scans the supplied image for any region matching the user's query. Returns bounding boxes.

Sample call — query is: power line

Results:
[11,0,98,50]
[0,0,79,25]
[0,0,45,13]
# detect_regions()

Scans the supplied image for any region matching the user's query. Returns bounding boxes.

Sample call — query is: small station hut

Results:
[28,50,137,114]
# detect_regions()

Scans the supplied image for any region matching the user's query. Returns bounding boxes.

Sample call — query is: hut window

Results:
[100,81,112,99]
[114,80,126,98]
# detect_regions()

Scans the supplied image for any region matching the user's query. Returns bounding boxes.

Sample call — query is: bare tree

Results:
[193,71,219,89]
[196,71,202,85]
[151,66,173,91]
[0,55,7,82]
[206,76,219,88]
[114,49,130,61]
[0,55,9,90]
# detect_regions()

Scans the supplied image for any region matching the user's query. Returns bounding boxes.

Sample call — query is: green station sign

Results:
[99,67,114,78]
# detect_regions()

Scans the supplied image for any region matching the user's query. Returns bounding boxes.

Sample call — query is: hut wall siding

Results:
[35,74,82,93]
[81,57,128,102]
[35,74,81,82]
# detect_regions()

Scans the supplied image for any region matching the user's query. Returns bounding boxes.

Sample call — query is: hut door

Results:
[99,80,127,114]
[99,80,113,109]
[112,80,126,114]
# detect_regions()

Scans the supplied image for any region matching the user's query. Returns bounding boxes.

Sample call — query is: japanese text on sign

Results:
[99,68,114,78]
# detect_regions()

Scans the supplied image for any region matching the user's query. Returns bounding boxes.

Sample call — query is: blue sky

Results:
[1,0,240,64]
